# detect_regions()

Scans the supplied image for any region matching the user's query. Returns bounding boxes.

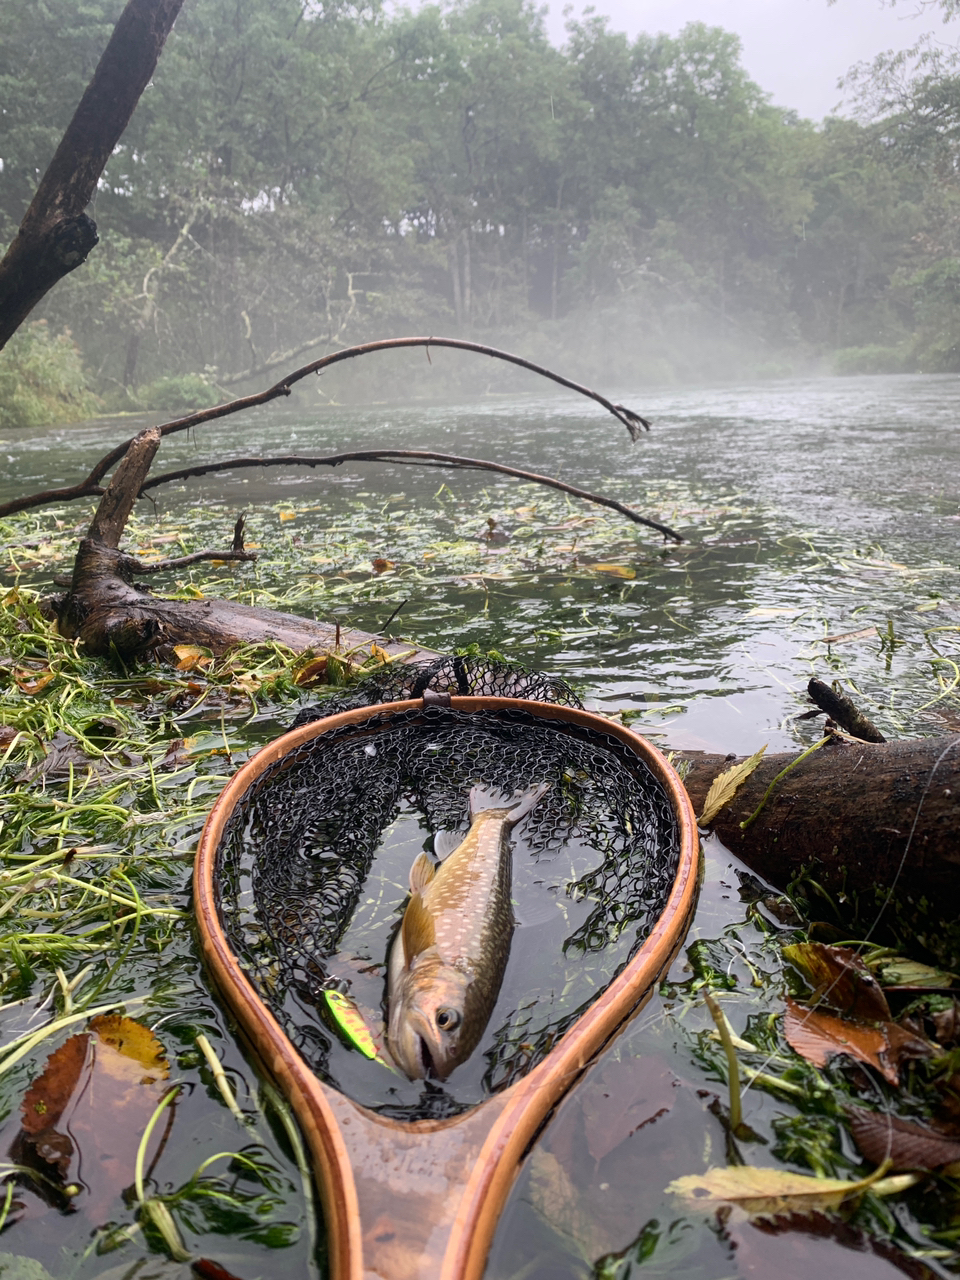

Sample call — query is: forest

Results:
[4,0,960,426]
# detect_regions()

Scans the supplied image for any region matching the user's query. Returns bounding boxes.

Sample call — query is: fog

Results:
[545,0,960,120]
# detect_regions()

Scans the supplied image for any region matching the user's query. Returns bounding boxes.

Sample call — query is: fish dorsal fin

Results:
[402,892,435,959]
[409,851,436,893]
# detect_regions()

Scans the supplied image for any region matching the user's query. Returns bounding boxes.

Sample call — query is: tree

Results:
[0,0,187,349]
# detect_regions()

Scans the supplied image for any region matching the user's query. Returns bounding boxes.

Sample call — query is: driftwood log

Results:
[682,736,960,965]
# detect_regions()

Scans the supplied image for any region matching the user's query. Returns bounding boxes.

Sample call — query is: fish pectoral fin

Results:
[402,892,436,958]
[409,851,437,892]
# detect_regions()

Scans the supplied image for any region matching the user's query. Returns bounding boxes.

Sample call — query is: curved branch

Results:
[137,448,683,542]
[0,337,652,519]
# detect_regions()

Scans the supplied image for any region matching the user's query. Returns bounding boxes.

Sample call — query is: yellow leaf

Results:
[698,746,767,825]
[370,642,392,664]
[668,1162,899,1217]
[173,644,213,672]
[590,563,635,579]
[279,511,297,522]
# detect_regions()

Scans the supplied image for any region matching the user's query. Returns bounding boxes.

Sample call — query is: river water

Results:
[1,371,958,1279]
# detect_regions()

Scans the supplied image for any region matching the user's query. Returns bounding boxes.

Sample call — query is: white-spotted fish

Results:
[386,782,549,1081]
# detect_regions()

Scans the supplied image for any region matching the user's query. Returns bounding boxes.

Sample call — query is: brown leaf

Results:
[193,1262,249,1280]
[579,1056,679,1163]
[783,998,932,1085]
[13,1015,172,1222]
[932,999,960,1045]
[371,557,395,573]
[13,666,56,694]
[173,643,213,672]
[783,943,891,1021]
[294,655,329,686]
[847,1105,960,1171]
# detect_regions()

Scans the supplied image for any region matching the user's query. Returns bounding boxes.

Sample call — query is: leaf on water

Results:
[371,557,396,573]
[173,643,213,672]
[698,745,766,825]
[369,642,392,664]
[193,1260,249,1280]
[278,511,297,522]
[0,1253,58,1280]
[782,997,932,1085]
[847,1105,960,1171]
[579,1056,680,1164]
[870,957,958,990]
[818,626,879,645]
[528,1149,603,1261]
[590,563,635,579]
[744,607,802,618]
[13,1016,172,1222]
[783,943,891,1021]
[667,1164,890,1216]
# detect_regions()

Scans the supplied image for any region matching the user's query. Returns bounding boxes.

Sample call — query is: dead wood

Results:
[0,336,650,520]
[806,677,886,743]
[138,448,682,541]
[682,735,960,960]
[54,427,436,662]
[0,0,186,348]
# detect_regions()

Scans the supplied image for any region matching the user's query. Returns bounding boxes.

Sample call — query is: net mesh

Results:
[214,660,681,1119]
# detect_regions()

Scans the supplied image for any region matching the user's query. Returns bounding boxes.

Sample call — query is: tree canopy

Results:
[2,0,959,410]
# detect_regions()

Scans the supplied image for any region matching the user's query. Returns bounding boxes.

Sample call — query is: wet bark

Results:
[0,0,186,348]
[682,737,960,962]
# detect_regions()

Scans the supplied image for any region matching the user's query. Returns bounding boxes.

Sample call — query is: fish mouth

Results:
[418,1034,437,1078]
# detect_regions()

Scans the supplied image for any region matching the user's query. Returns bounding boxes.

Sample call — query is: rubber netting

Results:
[213,661,681,1120]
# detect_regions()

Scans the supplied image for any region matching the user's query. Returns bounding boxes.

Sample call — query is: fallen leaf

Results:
[847,1105,960,1171]
[871,957,958,990]
[932,1000,960,1045]
[193,1261,249,1280]
[173,643,213,672]
[668,1163,897,1216]
[12,1015,172,1222]
[294,655,329,686]
[579,1056,679,1163]
[783,997,932,1085]
[0,725,17,746]
[528,1148,604,1260]
[278,511,297,522]
[744,607,802,618]
[13,667,57,695]
[369,642,392,664]
[589,563,635,579]
[371,558,395,573]
[698,745,767,825]
[818,627,879,645]
[783,943,891,1021]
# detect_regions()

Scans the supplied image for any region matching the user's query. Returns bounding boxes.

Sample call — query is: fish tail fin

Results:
[469,781,549,826]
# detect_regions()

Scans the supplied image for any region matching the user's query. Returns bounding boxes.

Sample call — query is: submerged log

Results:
[681,736,960,964]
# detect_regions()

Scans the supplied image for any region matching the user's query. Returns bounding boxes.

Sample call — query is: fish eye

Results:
[436,1007,461,1032]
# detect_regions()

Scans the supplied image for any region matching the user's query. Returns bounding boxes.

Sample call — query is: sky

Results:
[542,0,960,120]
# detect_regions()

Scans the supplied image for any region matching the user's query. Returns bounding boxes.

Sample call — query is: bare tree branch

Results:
[0,336,653,519]
[0,0,187,348]
[137,448,683,541]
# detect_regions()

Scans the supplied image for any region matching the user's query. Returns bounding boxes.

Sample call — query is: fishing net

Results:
[214,660,682,1120]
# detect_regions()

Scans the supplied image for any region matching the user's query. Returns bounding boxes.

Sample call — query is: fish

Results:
[386,781,549,1081]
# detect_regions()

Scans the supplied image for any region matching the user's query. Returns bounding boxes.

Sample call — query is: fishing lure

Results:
[323,989,384,1063]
